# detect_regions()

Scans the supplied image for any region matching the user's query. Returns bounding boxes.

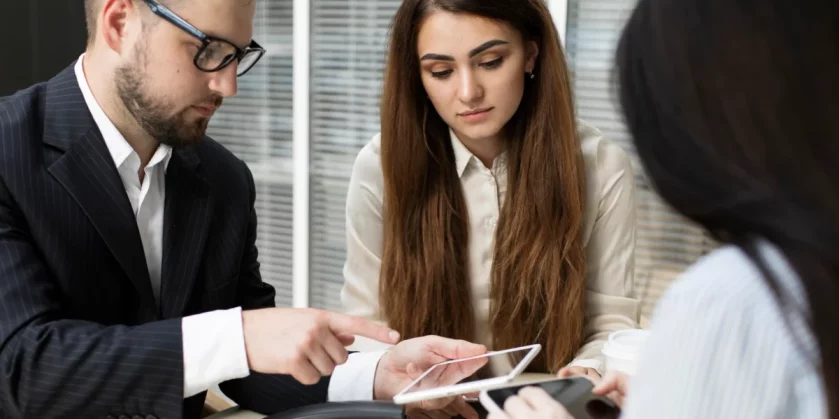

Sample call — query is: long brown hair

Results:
[379,0,586,372]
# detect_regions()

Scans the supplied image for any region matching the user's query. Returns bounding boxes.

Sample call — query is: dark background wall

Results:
[0,0,87,96]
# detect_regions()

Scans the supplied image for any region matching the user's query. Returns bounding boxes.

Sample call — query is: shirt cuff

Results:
[328,351,387,402]
[567,358,604,375]
[182,307,251,398]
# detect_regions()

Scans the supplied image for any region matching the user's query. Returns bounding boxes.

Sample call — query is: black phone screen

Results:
[485,377,620,419]
[486,379,576,406]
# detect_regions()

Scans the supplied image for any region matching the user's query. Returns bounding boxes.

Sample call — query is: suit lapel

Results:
[159,147,214,318]
[43,65,157,312]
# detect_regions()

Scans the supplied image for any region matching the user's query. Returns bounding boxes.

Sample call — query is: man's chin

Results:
[161,119,210,148]
[160,131,206,148]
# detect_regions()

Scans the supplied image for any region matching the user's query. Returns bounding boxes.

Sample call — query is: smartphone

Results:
[479,376,621,419]
[392,344,542,405]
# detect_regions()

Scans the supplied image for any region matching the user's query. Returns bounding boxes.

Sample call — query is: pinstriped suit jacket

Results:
[0,64,330,419]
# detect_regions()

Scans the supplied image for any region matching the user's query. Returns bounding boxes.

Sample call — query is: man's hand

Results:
[372,336,487,418]
[242,308,400,384]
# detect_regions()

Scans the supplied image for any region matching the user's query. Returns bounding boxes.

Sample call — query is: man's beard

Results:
[115,44,221,148]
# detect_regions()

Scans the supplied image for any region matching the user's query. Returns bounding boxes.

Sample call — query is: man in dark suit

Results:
[0,0,488,418]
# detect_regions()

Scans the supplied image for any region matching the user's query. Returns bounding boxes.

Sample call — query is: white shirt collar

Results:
[74,54,173,172]
[449,129,473,177]
[449,129,507,177]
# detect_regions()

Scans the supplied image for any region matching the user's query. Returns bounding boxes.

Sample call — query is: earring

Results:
[526,72,536,80]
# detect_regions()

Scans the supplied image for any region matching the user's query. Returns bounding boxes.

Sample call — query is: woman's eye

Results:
[480,57,504,69]
[431,69,453,79]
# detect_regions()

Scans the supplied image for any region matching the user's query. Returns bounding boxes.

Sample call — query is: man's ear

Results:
[99,0,140,55]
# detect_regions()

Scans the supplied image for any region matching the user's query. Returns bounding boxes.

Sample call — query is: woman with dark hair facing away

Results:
[491,0,838,417]
[341,0,640,386]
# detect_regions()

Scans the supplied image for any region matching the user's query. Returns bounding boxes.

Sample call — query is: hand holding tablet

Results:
[392,344,542,405]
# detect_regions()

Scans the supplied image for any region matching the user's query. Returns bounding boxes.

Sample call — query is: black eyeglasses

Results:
[143,0,265,77]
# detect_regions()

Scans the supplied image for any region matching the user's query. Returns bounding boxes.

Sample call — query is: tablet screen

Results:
[396,345,541,397]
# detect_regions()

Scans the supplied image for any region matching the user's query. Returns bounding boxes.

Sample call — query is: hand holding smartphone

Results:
[479,376,621,419]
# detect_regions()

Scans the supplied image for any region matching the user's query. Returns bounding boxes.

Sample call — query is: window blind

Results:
[207,0,295,307]
[308,0,401,311]
[565,0,717,320]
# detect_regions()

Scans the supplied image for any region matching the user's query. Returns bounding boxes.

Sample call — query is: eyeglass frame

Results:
[142,0,265,77]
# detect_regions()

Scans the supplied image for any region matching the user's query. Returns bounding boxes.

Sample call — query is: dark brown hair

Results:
[379,0,586,372]
[618,0,839,415]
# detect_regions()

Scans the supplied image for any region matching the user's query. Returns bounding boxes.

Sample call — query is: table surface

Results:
[206,373,557,419]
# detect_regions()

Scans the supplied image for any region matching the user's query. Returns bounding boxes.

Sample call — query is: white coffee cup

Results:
[602,329,650,376]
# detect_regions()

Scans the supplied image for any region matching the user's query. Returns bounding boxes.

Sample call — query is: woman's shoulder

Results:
[655,242,818,362]
[625,243,825,418]
[664,245,773,306]
[663,243,803,312]
[350,133,385,184]
[576,119,634,184]
[575,120,636,233]
[357,132,383,162]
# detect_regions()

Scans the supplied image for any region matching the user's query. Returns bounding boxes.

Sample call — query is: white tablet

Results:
[392,344,542,405]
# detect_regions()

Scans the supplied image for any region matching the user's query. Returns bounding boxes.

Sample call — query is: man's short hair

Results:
[84,0,102,45]
[84,0,178,45]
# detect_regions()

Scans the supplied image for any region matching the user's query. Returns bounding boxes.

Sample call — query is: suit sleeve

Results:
[0,175,186,418]
[217,161,330,414]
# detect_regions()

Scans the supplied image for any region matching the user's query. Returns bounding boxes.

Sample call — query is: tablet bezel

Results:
[392,343,542,405]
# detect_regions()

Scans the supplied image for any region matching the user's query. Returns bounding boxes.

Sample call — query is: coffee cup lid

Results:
[602,329,650,359]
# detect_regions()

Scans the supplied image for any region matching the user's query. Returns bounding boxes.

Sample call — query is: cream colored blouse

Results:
[341,120,640,373]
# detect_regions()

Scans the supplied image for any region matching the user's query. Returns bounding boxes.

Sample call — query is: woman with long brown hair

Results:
[341,0,639,379]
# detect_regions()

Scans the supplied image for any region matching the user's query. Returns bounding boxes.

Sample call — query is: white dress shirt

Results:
[622,241,825,418]
[342,122,640,374]
[74,55,379,402]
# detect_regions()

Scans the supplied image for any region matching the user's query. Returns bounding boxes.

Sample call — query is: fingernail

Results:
[389,331,401,341]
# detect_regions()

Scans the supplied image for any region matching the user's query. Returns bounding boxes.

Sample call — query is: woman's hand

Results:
[592,371,631,408]
[557,366,601,381]
[487,371,631,419]
[487,387,574,419]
